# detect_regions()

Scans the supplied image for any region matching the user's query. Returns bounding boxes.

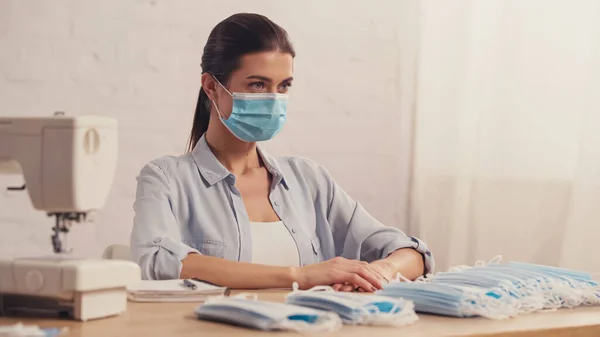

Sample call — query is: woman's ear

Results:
[201,73,218,101]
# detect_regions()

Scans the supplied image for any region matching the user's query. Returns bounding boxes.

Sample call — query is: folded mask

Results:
[428,259,600,313]
[444,262,599,309]
[505,262,600,307]
[194,294,342,332]
[285,284,418,327]
[429,268,547,313]
[378,282,519,320]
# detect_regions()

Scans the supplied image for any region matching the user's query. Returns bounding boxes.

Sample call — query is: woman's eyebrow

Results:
[246,75,272,82]
[246,75,294,84]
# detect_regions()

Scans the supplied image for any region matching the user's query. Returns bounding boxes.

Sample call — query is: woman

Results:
[131,13,434,292]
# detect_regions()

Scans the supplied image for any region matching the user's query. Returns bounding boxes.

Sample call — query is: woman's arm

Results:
[333,249,424,292]
[131,162,200,280]
[133,160,384,290]
[181,253,295,288]
[312,163,434,285]
[374,248,426,281]
[182,253,385,290]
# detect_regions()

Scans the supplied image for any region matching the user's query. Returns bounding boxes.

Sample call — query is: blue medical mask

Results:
[504,262,600,307]
[285,284,418,327]
[195,294,341,332]
[431,262,600,311]
[507,262,594,282]
[378,282,519,320]
[212,77,288,142]
[429,268,547,313]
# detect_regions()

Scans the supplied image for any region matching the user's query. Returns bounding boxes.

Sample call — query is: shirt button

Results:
[273,200,280,206]
[291,228,297,234]
[153,238,162,244]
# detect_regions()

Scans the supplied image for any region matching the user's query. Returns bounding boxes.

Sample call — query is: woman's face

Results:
[204,51,294,119]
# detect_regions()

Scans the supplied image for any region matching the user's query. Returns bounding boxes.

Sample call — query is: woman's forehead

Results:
[233,51,294,80]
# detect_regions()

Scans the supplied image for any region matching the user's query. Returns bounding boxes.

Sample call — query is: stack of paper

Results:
[127,279,227,302]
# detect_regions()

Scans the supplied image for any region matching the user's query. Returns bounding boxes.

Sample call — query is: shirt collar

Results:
[191,134,288,189]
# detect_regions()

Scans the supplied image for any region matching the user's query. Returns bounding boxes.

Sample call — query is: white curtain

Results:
[410,0,600,272]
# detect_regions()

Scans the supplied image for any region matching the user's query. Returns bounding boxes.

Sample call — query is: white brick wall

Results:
[0,0,420,258]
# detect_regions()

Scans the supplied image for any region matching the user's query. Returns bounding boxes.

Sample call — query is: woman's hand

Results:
[332,248,426,292]
[293,257,385,292]
[332,259,394,292]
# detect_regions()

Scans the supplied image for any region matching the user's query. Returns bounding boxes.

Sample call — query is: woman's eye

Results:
[249,82,264,90]
[278,82,292,93]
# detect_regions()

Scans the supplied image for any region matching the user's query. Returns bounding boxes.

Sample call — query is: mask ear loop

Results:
[462,291,517,320]
[488,255,503,265]
[393,272,413,283]
[362,301,419,327]
[231,292,259,301]
[210,75,233,120]
[291,282,334,292]
[203,292,258,305]
[211,100,225,119]
[472,255,503,269]
[212,75,233,96]
[447,264,473,272]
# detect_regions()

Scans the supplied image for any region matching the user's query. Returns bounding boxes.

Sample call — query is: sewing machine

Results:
[0,113,141,321]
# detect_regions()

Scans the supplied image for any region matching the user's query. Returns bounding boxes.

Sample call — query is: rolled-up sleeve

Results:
[320,166,435,274]
[130,162,199,280]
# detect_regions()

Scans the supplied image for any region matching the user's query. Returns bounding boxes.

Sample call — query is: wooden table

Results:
[1,290,600,337]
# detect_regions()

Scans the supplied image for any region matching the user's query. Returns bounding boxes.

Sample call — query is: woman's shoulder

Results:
[138,152,197,182]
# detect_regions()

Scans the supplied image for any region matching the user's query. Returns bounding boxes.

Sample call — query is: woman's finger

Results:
[366,264,388,283]
[350,261,387,284]
[352,265,384,290]
[339,284,355,292]
[331,271,370,292]
[344,273,375,292]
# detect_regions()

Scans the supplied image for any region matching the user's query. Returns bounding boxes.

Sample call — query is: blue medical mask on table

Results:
[285,284,418,327]
[428,260,600,312]
[377,282,519,320]
[212,76,288,142]
[461,262,598,309]
[505,262,600,307]
[378,258,600,320]
[429,268,546,313]
[195,293,341,332]
[507,262,595,282]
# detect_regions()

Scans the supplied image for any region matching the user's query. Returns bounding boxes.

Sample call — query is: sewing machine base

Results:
[0,257,140,321]
[0,289,127,321]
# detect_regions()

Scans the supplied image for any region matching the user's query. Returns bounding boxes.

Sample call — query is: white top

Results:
[250,221,300,266]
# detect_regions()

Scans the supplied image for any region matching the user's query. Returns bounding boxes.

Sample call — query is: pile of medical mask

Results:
[285,283,418,327]
[378,282,518,319]
[378,258,600,320]
[195,293,342,332]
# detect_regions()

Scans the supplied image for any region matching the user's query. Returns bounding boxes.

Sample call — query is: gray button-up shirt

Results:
[131,135,434,280]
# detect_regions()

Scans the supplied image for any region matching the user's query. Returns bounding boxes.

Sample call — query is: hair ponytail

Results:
[187,87,211,152]
[186,13,295,152]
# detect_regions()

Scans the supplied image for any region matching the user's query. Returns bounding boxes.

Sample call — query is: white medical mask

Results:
[195,293,342,332]
[286,283,418,327]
